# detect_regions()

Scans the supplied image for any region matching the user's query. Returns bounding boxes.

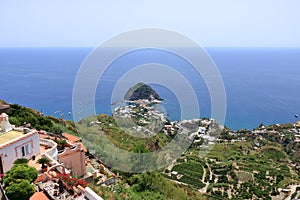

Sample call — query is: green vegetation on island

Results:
[124,82,162,101]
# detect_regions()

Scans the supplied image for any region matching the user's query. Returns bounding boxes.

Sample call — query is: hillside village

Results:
[1,97,300,199]
[0,101,112,200]
[80,98,300,199]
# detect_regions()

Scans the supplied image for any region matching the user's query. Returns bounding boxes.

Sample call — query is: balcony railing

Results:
[40,138,58,160]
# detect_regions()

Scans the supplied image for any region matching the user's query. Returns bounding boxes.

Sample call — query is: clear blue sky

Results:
[1,0,300,47]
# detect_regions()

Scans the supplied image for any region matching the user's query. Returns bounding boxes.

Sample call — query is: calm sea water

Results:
[0,47,299,130]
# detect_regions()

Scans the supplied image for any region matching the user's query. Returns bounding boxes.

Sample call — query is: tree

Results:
[59,139,67,149]
[4,164,38,186]
[3,163,37,200]
[49,124,63,135]
[37,157,50,169]
[5,179,35,200]
[8,116,21,127]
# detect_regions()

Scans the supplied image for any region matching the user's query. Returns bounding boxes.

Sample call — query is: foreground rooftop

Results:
[0,130,24,144]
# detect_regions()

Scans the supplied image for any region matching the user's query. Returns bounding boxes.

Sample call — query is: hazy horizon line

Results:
[1,46,300,49]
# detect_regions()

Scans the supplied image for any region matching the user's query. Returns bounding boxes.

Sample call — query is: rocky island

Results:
[124,82,162,101]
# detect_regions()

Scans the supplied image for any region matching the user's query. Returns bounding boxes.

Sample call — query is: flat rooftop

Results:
[0,130,24,145]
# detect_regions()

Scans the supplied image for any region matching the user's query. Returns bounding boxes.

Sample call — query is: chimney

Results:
[0,113,13,133]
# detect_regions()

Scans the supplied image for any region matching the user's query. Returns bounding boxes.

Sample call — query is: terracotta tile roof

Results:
[30,192,49,200]
[62,133,87,152]
[62,133,81,143]
[34,174,45,183]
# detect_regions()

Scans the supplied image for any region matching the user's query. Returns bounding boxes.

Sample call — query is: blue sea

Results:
[0,47,300,130]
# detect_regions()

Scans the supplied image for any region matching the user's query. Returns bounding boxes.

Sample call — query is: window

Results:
[17,143,32,158]
[21,146,25,157]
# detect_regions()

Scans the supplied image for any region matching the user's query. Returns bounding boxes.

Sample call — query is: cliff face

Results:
[124,83,161,101]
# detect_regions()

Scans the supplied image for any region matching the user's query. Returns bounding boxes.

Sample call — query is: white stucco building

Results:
[0,113,40,173]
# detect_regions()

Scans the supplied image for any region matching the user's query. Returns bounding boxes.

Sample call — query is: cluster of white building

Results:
[0,113,41,174]
[0,112,104,200]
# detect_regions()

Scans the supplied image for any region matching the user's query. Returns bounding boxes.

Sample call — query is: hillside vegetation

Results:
[1,99,76,134]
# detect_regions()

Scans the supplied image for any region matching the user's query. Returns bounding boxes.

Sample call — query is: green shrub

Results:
[5,180,35,200]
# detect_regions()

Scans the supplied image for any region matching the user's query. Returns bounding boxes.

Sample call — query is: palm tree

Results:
[37,157,50,169]
[57,139,67,151]
[60,140,67,149]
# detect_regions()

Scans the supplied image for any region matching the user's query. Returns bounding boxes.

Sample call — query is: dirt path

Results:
[284,184,300,200]
[169,179,189,186]
[201,165,206,182]
[287,165,297,180]
[199,161,211,194]
[208,163,213,181]
[199,182,209,193]
[166,160,176,171]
